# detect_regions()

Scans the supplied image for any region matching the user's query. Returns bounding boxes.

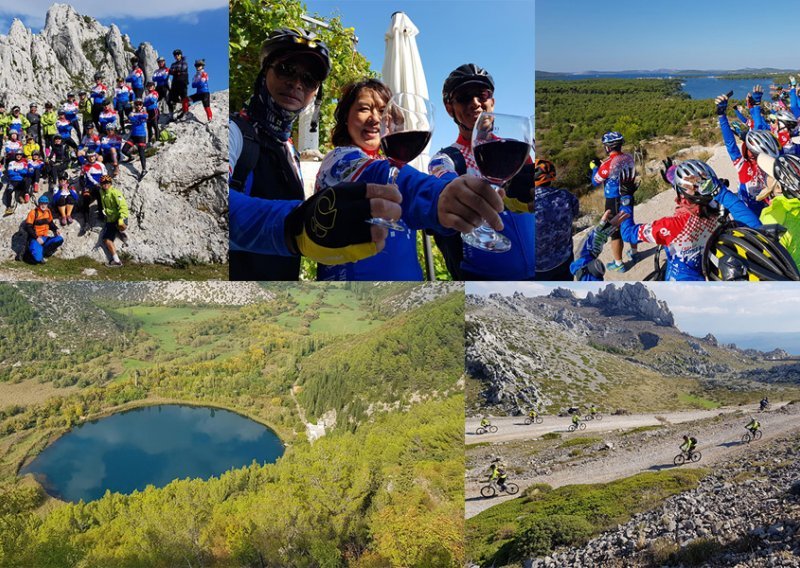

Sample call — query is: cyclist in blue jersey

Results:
[714,92,772,216]
[127,57,145,100]
[428,63,535,280]
[89,73,108,131]
[143,82,160,141]
[618,161,761,280]
[61,93,81,140]
[189,60,212,122]
[152,57,170,113]
[534,158,578,280]
[591,131,637,272]
[113,78,134,134]
[168,49,190,119]
[122,100,148,180]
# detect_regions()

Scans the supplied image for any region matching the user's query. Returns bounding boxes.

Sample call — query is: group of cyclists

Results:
[0,48,210,266]
[478,400,771,497]
[563,81,800,282]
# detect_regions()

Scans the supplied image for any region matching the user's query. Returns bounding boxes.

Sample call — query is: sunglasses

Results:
[453,89,493,104]
[270,62,320,90]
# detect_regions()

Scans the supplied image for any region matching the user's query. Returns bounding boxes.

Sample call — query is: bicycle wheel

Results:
[524,417,532,425]
[579,422,586,430]
[476,427,486,435]
[568,424,576,432]
[754,430,763,441]
[535,416,543,424]
[505,482,519,495]
[480,485,496,498]
[489,425,498,433]
[742,432,752,444]
[691,451,702,462]
[674,454,686,466]
[584,415,592,421]
[595,414,602,421]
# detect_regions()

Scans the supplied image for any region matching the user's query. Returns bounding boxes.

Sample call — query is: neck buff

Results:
[246,69,303,142]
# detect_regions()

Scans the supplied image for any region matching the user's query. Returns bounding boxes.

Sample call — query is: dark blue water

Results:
[20,405,284,502]
[539,73,781,100]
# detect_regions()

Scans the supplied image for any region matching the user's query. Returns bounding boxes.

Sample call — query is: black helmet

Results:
[30,102,37,108]
[78,91,86,97]
[134,99,144,106]
[94,72,103,80]
[442,64,494,104]
[703,224,800,281]
[773,154,800,199]
[58,171,69,181]
[66,92,75,98]
[11,105,19,113]
[260,28,330,81]
[173,49,183,57]
[194,58,205,68]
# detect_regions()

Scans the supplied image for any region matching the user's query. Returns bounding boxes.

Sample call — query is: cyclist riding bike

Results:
[488,462,508,491]
[571,414,580,427]
[589,405,598,417]
[528,408,538,419]
[760,397,770,411]
[746,417,760,434]
[480,417,491,428]
[680,435,698,455]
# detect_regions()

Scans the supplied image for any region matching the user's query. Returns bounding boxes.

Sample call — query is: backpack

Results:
[159,129,176,143]
[229,114,260,192]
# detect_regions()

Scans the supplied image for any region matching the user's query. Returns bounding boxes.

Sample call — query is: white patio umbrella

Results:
[382,11,431,172]
[382,11,436,279]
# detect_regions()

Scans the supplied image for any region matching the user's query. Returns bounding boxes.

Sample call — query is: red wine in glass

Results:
[464,112,533,253]
[368,92,435,232]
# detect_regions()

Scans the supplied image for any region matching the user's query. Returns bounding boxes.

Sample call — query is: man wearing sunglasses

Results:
[229,28,408,281]
[428,63,536,280]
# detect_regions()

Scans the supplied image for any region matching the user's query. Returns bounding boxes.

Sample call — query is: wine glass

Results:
[366,92,434,231]
[463,112,533,253]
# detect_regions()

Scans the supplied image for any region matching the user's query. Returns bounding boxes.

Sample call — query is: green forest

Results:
[535,79,717,191]
[0,283,465,567]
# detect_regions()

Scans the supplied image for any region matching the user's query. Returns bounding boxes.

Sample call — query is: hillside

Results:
[466,283,800,416]
[0,282,465,566]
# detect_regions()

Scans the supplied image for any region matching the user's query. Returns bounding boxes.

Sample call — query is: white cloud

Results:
[0,1,227,23]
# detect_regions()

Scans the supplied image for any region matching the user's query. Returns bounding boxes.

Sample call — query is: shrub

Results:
[512,514,593,559]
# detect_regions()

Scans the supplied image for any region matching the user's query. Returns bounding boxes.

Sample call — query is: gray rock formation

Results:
[584,282,675,327]
[1,4,145,107]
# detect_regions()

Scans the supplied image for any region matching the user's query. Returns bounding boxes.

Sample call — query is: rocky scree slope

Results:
[0,5,227,266]
[528,428,800,568]
[467,283,797,416]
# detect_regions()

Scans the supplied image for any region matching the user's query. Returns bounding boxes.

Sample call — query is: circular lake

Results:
[20,405,284,502]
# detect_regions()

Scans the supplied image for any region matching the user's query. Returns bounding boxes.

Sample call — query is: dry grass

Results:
[0,379,78,407]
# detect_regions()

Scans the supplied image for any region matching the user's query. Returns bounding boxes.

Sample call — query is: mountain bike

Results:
[476,424,498,435]
[524,415,543,425]
[480,479,519,498]
[673,449,702,466]
[742,429,762,443]
[568,422,586,432]
[584,413,602,421]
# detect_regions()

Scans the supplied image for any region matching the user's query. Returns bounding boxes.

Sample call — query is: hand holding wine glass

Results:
[463,112,533,252]
[366,92,434,232]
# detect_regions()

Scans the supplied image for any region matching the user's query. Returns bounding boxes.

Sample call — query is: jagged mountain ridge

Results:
[466,283,798,415]
[0,4,157,107]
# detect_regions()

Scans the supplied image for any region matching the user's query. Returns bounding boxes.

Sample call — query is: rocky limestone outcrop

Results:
[0,4,156,107]
[584,282,675,327]
[530,431,800,568]
[3,91,228,264]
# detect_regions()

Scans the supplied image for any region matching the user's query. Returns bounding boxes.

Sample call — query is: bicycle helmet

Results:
[773,154,800,199]
[99,175,113,185]
[672,160,722,204]
[157,56,165,63]
[86,150,97,158]
[194,59,205,68]
[703,224,800,281]
[533,158,557,187]
[173,49,182,57]
[730,120,749,141]
[37,195,49,205]
[11,106,19,113]
[94,72,103,80]
[130,56,139,65]
[774,109,798,130]
[442,63,495,104]
[30,102,37,109]
[745,130,780,158]
[66,92,75,98]
[260,28,331,81]
[602,131,624,150]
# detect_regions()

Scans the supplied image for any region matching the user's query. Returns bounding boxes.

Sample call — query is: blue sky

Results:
[304,0,534,156]
[467,282,800,348]
[0,2,228,91]
[537,0,800,73]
